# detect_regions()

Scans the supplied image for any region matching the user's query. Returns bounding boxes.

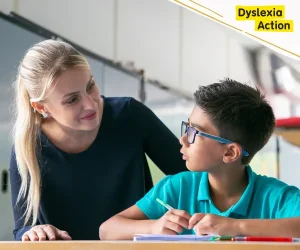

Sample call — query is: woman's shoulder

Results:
[102,96,143,121]
[103,96,135,108]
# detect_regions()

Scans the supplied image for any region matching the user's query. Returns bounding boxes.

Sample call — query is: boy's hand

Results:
[151,209,192,235]
[188,213,239,236]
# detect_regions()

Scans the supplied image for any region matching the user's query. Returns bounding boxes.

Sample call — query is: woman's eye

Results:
[87,82,95,92]
[66,96,78,104]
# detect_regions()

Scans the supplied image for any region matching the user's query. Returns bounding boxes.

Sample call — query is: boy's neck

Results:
[208,163,248,212]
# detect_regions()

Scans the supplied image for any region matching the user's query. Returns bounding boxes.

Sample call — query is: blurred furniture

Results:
[275,117,300,147]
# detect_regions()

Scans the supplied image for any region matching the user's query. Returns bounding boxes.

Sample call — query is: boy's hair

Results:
[194,78,275,165]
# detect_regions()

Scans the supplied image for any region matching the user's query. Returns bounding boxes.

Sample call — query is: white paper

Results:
[133,234,217,241]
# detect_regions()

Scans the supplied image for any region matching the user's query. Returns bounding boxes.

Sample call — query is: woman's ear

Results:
[31,101,45,114]
[223,143,242,163]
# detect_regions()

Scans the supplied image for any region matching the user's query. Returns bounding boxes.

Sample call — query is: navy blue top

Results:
[9,97,186,240]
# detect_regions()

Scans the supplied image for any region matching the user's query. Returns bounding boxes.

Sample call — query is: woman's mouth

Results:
[81,112,96,120]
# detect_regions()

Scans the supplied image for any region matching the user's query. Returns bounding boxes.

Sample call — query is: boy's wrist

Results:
[148,220,156,234]
[232,219,244,236]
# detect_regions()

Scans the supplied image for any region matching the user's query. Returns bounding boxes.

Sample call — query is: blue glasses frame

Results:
[181,121,249,157]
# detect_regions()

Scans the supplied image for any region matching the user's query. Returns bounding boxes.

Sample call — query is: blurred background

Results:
[1,0,300,240]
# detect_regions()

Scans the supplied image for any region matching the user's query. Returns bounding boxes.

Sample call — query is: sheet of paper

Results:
[133,234,217,241]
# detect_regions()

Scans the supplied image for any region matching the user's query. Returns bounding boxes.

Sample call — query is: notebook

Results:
[133,234,218,241]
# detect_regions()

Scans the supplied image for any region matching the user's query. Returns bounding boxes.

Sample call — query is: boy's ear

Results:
[223,143,242,163]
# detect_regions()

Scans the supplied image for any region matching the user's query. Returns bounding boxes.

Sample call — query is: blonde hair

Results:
[12,39,89,226]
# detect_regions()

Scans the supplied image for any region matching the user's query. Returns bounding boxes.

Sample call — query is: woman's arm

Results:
[129,98,186,175]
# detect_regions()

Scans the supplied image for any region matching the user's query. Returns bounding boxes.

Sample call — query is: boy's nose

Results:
[179,133,189,146]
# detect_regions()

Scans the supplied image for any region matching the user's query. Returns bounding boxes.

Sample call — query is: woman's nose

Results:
[82,95,94,109]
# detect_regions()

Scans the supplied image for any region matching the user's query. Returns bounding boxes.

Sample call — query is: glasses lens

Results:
[181,122,187,137]
[181,122,196,144]
[187,126,197,144]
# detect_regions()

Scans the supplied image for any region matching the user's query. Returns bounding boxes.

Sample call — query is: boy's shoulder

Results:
[255,172,289,188]
[252,169,300,196]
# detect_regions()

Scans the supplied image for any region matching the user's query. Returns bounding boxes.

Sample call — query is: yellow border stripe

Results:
[174,0,300,59]
[174,0,242,32]
[246,32,300,57]
[189,0,223,18]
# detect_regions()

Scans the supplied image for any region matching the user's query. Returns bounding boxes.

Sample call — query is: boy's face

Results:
[180,105,228,172]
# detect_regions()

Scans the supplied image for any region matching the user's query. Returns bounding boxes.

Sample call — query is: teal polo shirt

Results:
[136,166,300,234]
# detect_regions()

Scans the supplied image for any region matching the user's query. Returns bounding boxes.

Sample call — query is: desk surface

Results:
[1,241,300,250]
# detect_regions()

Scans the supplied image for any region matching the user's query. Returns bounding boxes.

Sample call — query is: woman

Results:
[9,40,186,241]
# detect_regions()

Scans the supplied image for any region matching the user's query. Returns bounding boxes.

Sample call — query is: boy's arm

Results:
[190,214,300,237]
[99,175,187,240]
[236,185,300,237]
[99,175,167,240]
[99,205,154,240]
[99,204,191,240]
[237,218,300,237]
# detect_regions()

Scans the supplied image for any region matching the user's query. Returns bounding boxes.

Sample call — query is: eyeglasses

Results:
[181,121,249,157]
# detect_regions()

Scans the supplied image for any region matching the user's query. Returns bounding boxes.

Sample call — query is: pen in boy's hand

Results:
[156,198,174,210]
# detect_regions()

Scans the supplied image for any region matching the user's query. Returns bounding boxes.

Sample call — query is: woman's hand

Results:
[22,224,72,241]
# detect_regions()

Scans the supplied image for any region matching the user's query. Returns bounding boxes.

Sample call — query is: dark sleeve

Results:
[129,98,187,175]
[9,147,38,240]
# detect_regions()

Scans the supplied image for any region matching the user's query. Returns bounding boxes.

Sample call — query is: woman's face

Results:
[40,68,101,132]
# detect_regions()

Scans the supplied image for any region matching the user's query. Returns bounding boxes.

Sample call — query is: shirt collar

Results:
[231,166,256,216]
[197,166,256,216]
[197,172,210,201]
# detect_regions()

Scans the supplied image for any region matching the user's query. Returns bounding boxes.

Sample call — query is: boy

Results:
[100,78,300,240]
